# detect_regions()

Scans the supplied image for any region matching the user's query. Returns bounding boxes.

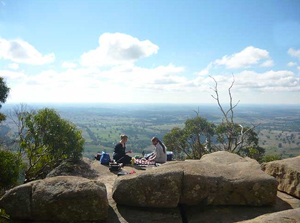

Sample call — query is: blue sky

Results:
[0,0,300,104]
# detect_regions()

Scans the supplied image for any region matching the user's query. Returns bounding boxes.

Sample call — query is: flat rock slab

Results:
[113,152,277,208]
[184,191,300,223]
[112,168,184,208]
[0,176,108,222]
[237,208,300,223]
[262,156,300,198]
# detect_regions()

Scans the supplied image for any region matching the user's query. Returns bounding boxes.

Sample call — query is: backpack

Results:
[100,151,110,165]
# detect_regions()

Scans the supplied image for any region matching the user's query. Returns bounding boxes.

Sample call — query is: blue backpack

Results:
[100,151,110,165]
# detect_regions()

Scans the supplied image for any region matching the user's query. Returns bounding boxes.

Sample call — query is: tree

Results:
[0,77,10,123]
[0,77,20,194]
[15,108,85,182]
[210,75,260,154]
[163,127,188,160]
[163,116,215,159]
[0,150,23,192]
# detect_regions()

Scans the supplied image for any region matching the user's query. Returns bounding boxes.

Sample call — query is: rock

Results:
[0,176,108,222]
[0,182,33,220]
[237,208,300,223]
[114,205,183,223]
[181,151,278,206]
[112,151,277,208]
[261,156,300,198]
[46,157,99,179]
[112,168,183,208]
[184,191,299,223]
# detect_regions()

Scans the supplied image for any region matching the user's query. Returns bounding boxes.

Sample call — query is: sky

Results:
[0,0,300,105]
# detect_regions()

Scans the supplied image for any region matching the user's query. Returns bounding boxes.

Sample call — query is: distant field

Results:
[1,103,300,159]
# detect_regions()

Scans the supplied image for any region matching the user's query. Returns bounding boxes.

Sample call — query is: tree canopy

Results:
[16,108,85,182]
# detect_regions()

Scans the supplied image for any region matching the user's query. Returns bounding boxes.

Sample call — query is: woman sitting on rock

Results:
[113,135,133,165]
[148,137,167,163]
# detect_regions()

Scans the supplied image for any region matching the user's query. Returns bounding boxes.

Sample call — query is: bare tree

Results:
[210,75,259,153]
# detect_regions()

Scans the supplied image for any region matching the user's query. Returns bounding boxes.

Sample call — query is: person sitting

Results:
[148,137,167,163]
[113,135,133,165]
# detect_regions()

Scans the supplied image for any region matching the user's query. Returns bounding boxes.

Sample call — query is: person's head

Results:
[151,136,166,153]
[151,137,159,145]
[120,134,128,143]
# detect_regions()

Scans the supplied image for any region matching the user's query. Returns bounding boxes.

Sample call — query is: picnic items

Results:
[133,158,155,166]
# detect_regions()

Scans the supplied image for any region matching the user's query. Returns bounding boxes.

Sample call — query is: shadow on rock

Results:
[183,196,293,223]
[116,204,182,223]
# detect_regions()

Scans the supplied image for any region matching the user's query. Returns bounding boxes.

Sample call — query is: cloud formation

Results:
[81,33,159,67]
[62,62,77,69]
[287,62,297,67]
[7,63,19,70]
[197,46,274,75]
[288,48,300,61]
[215,46,272,69]
[0,37,55,65]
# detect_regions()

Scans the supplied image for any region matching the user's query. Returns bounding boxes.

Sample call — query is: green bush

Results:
[18,108,85,182]
[260,154,282,163]
[0,150,22,190]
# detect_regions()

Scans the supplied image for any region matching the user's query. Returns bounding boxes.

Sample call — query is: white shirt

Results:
[154,142,167,163]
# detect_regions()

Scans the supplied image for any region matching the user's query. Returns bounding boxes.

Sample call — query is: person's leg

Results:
[117,155,132,165]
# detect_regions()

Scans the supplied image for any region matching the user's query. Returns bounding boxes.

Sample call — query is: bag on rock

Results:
[100,151,110,165]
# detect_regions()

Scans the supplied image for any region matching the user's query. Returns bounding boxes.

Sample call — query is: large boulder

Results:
[112,168,183,208]
[46,157,99,179]
[262,156,300,198]
[237,208,300,223]
[183,191,300,223]
[112,151,277,208]
[181,151,278,206]
[0,176,108,222]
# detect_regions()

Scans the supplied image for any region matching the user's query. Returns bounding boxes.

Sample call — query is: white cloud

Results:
[7,63,19,70]
[7,63,189,103]
[0,37,55,65]
[81,33,159,67]
[288,48,300,60]
[196,63,213,76]
[260,60,274,67]
[287,62,297,67]
[234,70,300,91]
[62,62,77,69]
[0,70,27,83]
[197,46,274,76]
[215,46,271,69]
[297,66,300,71]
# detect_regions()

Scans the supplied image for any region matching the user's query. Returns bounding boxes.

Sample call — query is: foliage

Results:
[260,154,282,163]
[164,75,263,160]
[17,108,85,182]
[0,150,23,191]
[164,116,215,159]
[216,124,260,153]
[0,77,10,123]
[163,127,187,160]
[239,146,265,161]
[0,208,9,222]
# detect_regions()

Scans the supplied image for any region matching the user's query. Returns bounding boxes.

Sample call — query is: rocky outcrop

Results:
[113,168,183,207]
[181,151,277,206]
[237,208,300,223]
[112,151,278,208]
[0,176,108,222]
[184,191,300,223]
[262,156,300,198]
[46,157,99,179]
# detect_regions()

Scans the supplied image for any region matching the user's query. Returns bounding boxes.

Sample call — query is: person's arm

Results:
[126,150,133,153]
[148,154,156,161]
